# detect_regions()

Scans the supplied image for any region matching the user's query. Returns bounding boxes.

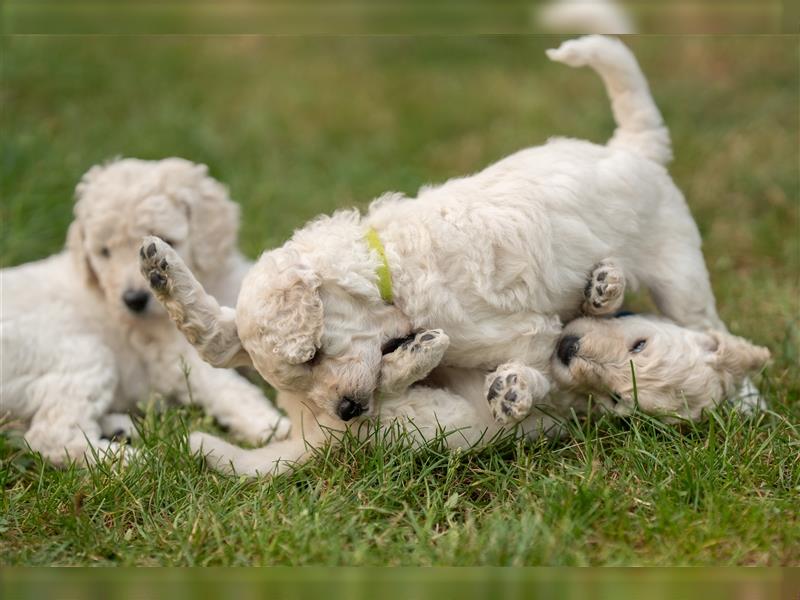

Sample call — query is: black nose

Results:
[557,335,580,366]
[336,396,365,421]
[122,289,150,313]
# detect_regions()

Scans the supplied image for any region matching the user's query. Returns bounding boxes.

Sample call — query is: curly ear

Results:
[265,268,324,365]
[180,163,240,279]
[707,330,771,379]
[66,220,99,289]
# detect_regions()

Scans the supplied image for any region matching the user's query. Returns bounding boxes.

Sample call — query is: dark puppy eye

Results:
[630,339,647,353]
[99,247,110,258]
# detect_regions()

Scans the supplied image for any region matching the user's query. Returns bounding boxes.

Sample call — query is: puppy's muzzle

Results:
[336,396,366,421]
[557,335,580,366]
[122,289,150,314]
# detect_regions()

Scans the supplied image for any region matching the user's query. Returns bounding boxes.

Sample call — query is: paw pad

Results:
[583,262,625,315]
[486,369,533,425]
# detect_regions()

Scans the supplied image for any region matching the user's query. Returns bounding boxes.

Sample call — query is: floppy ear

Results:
[67,163,109,289]
[706,330,771,378]
[181,163,240,279]
[266,268,324,365]
[66,220,99,289]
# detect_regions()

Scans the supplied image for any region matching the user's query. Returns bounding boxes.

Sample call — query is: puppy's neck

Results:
[292,209,398,306]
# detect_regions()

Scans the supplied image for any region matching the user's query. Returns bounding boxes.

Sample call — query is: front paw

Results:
[139,236,180,297]
[380,329,450,394]
[401,329,449,356]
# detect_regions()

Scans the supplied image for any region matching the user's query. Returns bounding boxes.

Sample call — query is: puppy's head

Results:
[68,158,239,322]
[235,241,408,422]
[551,315,770,421]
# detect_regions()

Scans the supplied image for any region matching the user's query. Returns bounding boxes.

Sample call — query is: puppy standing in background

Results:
[1,158,289,466]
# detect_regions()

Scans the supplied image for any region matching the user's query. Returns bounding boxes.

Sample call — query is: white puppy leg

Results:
[26,402,132,467]
[485,363,551,425]
[646,243,725,332]
[582,260,626,316]
[377,385,500,451]
[139,236,252,369]
[189,432,316,477]
[379,329,449,396]
[18,345,135,466]
[174,355,291,444]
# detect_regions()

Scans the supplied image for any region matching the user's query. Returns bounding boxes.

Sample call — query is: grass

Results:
[1,35,798,566]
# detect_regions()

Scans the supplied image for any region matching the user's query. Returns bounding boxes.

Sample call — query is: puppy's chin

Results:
[549,358,574,387]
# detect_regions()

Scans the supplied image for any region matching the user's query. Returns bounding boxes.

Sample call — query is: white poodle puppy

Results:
[140,249,769,477]
[142,35,739,428]
[1,158,289,467]
[550,313,770,423]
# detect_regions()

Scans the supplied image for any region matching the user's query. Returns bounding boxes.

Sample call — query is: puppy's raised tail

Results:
[547,35,672,166]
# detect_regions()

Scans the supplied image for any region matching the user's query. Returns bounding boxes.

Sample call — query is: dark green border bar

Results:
[0,568,797,600]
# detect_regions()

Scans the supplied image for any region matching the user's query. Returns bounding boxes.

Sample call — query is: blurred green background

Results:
[1,35,798,566]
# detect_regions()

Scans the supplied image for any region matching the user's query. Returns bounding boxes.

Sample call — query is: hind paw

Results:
[582,260,625,316]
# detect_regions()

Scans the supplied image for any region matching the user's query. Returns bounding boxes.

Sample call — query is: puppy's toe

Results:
[486,369,533,425]
[414,329,449,351]
[583,262,625,315]
[139,236,177,295]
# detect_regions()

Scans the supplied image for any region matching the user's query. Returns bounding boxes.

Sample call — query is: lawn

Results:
[0,35,798,566]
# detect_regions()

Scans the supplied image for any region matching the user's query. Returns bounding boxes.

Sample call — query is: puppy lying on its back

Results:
[1,158,289,466]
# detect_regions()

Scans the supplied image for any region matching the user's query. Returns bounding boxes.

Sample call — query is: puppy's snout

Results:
[557,335,580,366]
[336,396,366,421]
[122,289,150,313]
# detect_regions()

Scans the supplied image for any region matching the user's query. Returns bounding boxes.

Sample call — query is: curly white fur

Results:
[149,36,728,423]
[1,158,289,466]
